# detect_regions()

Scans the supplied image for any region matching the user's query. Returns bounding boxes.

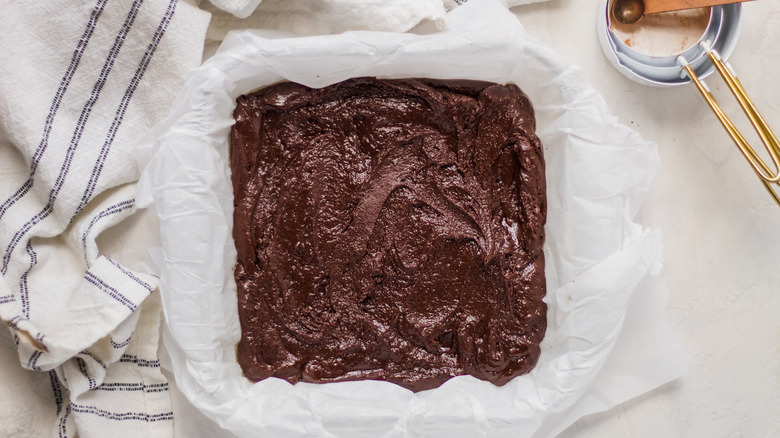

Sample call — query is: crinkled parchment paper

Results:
[134,0,688,436]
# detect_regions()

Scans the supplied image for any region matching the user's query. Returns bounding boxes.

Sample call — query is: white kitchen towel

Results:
[205,0,448,22]
[0,1,209,437]
[202,0,448,44]
[202,0,549,42]
[205,0,550,21]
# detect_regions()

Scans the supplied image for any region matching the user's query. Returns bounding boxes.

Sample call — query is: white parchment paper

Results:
[135,0,687,436]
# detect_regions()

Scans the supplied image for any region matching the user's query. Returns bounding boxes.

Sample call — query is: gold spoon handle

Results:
[644,0,754,14]
[679,46,780,206]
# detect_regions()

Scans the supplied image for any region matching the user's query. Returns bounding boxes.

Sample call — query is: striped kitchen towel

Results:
[0,1,209,437]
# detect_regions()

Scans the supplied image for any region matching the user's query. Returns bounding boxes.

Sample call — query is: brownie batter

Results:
[231,77,547,392]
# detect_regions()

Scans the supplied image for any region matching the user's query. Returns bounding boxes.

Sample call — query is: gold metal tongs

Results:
[677,42,780,206]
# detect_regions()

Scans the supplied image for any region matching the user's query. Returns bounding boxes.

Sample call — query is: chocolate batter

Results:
[231,77,547,392]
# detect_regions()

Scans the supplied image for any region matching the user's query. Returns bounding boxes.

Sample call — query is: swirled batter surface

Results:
[231,77,546,392]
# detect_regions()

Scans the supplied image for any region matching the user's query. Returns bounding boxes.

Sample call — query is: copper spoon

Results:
[612,0,752,25]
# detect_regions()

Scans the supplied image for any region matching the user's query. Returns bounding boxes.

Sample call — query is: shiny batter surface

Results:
[230,77,547,392]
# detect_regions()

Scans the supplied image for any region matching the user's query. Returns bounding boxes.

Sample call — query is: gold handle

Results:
[679,46,780,206]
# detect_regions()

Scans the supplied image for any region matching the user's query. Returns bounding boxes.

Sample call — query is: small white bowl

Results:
[598,0,742,87]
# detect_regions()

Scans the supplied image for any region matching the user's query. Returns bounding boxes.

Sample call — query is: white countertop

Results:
[515,1,780,436]
[2,1,778,437]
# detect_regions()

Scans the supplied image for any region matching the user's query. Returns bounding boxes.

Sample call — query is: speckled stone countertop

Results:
[516,1,780,436]
[2,1,777,437]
